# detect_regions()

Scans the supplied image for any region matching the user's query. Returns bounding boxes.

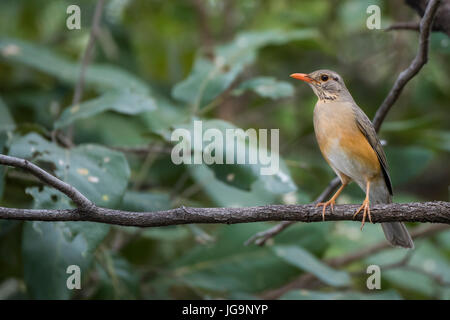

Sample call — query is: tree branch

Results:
[71,0,105,106]
[404,0,450,36]
[0,154,93,210]
[372,0,440,130]
[385,21,421,32]
[1,153,449,226]
[0,201,448,226]
[245,0,441,246]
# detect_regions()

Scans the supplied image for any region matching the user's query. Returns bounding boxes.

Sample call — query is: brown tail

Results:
[381,222,414,249]
[368,179,414,249]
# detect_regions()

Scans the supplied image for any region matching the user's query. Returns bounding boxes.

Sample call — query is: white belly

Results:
[326,137,367,189]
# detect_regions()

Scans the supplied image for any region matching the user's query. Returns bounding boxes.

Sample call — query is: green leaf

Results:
[366,240,450,298]
[22,220,109,299]
[0,38,149,94]
[9,133,130,207]
[189,164,277,207]
[281,289,402,300]
[272,245,351,287]
[172,29,318,110]
[22,187,110,299]
[54,90,157,129]
[168,223,300,294]
[176,119,297,194]
[0,97,15,132]
[233,77,294,99]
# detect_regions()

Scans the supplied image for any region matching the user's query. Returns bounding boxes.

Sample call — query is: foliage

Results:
[0,0,448,300]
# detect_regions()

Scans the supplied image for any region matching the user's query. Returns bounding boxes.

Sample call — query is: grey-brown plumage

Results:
[291,69,414,249]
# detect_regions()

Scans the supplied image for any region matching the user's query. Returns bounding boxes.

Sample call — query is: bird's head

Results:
[290,69,351,102]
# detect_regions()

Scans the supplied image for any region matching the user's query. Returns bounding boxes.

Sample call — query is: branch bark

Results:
[0,200,448,226]
[372,0,441,130]
[404,0,450,36]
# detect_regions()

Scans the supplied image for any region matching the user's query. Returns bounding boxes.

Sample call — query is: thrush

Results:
[290,69,414,249]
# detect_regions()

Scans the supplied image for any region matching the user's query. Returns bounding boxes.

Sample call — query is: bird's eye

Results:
[321,75,329,81]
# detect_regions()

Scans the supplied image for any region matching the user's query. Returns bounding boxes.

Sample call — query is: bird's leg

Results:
[316,183,347,221]
[353,180,372,229]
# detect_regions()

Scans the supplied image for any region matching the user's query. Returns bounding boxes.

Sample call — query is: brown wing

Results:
[352,105,393,195]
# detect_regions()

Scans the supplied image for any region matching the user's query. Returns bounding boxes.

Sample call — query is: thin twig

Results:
[67,0,106,141]
[385,21,421,32]
[373,0,441,130]
[71,0,105,106]
[245,0,441,246]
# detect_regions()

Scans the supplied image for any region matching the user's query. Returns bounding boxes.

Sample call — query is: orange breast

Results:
[313,101,381,180]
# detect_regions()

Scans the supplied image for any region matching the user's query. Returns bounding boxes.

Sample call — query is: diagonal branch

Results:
[372,0,440,130]
[0,154,93,209]
[245,0,442,246]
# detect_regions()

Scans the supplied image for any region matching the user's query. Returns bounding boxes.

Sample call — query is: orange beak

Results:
[290,73,315,83]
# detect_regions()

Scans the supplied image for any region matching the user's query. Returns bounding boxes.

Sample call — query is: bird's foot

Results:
[316,199,335,221]
[353,199,372,230]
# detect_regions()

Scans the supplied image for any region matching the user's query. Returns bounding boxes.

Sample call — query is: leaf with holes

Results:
[8,133,130,207]
[174,119,297,194]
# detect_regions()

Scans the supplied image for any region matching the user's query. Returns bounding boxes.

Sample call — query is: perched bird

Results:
[290,70,414,249]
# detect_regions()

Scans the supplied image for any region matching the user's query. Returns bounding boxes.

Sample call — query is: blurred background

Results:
[0,0,449,300]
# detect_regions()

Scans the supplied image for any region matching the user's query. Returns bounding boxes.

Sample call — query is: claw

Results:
[353,199,371,230]
[316,200,335,221]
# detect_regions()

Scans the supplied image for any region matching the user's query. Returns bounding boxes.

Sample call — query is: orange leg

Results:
[316,183,347,221]
[353,180,373,229]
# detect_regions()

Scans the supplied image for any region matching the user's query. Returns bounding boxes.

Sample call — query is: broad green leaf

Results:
[233,77,294,99]
[175,119,297,194]
[0,38,149,94]
[22,220,108,299]
[189,164,277,207]
[272,245,351,287]
[172,29,318,110]
[167,223,330,296]
[168,223,300,294]
[54,90,157,129]
[9,133,130,207]
[22,187,110,299]
[281,289,402,300]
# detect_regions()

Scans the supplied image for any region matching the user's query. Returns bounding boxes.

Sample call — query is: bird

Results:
[290,69,414,249]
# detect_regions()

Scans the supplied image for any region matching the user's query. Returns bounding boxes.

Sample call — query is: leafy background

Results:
[0,0,449,300]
